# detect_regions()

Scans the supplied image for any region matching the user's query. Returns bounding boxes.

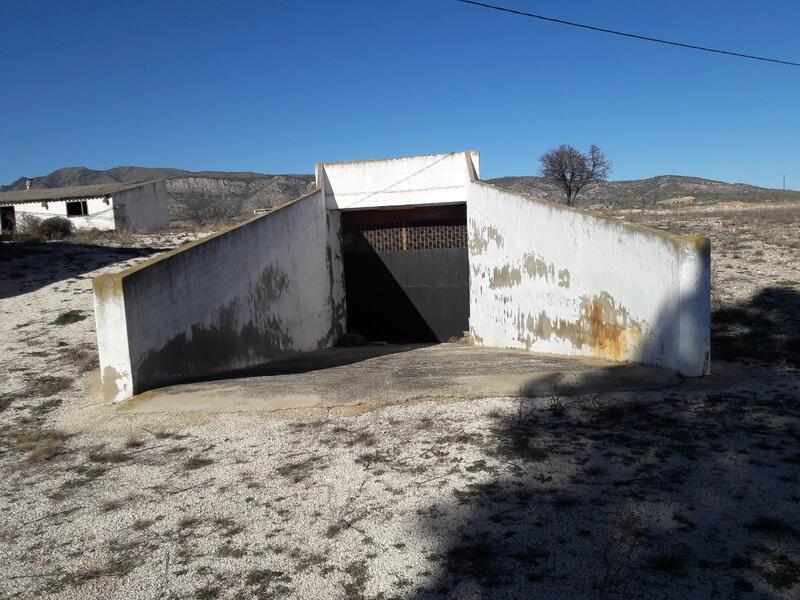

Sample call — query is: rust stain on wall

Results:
[92,273,124,302]
[518,291,642,362]
[581,292,642,361]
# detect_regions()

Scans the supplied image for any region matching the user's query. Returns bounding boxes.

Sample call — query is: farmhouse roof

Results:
[0,180,159,206]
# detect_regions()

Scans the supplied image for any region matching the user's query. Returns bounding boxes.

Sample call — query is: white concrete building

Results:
[0,180,169,232]
[93,151,711,402]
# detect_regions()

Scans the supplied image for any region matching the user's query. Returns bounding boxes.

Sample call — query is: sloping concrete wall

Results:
[112,181,169,230]
[320,151,478,210]
[466,162,710,376]
[93,189,346,401]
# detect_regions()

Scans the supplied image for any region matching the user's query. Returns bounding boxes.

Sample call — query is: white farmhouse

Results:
[0,180,169,232]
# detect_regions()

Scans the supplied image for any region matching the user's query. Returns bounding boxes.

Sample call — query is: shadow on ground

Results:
[149,343,435,388]
[0,241,161,299]
[412,287,800,598]
[713,286,800,369]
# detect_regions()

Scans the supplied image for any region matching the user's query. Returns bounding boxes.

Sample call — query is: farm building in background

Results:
[93,151,711,402]
[0,180,169,232]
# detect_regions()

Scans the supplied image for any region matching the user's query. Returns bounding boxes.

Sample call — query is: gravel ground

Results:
[1,207,799,600]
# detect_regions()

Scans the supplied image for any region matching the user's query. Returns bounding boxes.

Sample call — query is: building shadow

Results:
[712,286,800,369]
[411,286,800,598]
[147,342,435,389]
[0,241,160,300]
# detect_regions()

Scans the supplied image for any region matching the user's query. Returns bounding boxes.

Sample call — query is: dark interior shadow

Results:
[412,286,800,598]
[340,213,470,344]
[0,241,161,300]
[344,247,439,343]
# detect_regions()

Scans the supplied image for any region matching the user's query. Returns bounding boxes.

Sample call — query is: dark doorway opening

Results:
[341,204,469,343]
[0,206,15,232]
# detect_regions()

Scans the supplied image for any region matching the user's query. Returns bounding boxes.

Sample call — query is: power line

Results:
[457,0,800,68]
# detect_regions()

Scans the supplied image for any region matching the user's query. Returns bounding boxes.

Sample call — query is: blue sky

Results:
[1,0,798,188]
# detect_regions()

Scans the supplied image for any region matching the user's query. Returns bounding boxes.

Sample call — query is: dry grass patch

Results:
[183,455,214,470]
[275,456,321,483]
[87,448,130,464]
[0,425,71,462]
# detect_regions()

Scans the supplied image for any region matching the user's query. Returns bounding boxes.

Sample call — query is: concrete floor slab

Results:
[118,344,682,417]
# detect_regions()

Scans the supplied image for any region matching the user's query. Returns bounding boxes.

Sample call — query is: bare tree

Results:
[539,144,611,206]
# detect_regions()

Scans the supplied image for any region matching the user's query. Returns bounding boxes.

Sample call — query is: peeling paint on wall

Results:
[486,251,559,289]
[469,222,489,254]
[468,223,505,256]
[467,178,710,374]
[522,253,555,282]
[486,226,504,249]
[489,265,522,289]
[558,269,570,289]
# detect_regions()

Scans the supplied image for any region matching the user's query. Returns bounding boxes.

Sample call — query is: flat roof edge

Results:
[315,150,479,171]
[0,179,164,205]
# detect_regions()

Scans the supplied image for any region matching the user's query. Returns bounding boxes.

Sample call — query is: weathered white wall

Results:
[12,197,116,230]
[112,181,169,230]
[93,189,346,401]
[320,151,479,210]
[467,178,710,376]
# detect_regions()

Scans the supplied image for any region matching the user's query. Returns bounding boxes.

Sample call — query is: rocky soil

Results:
[0,203,798,599]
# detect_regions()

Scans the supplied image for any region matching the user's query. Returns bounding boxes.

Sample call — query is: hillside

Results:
[4,168,797,222]
[487,175,800,207]
[1,167,315,221]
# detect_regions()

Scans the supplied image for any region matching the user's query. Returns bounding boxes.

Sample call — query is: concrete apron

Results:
[115,344,682,419]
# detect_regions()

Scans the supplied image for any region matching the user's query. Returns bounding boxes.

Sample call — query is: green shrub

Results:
[50,310,87,326]
[33,216,74,239]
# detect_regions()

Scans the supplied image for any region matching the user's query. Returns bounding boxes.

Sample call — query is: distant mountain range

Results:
[1,166,316,221]
[3,167,797,221]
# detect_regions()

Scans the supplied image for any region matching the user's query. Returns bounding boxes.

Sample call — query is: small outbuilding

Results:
[0,180,169,232]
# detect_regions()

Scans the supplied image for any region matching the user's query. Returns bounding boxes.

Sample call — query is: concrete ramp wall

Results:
[467,173,710,376]
[93,189,346,402]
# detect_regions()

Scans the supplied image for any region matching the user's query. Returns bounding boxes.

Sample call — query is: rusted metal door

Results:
[341,205,469,343]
